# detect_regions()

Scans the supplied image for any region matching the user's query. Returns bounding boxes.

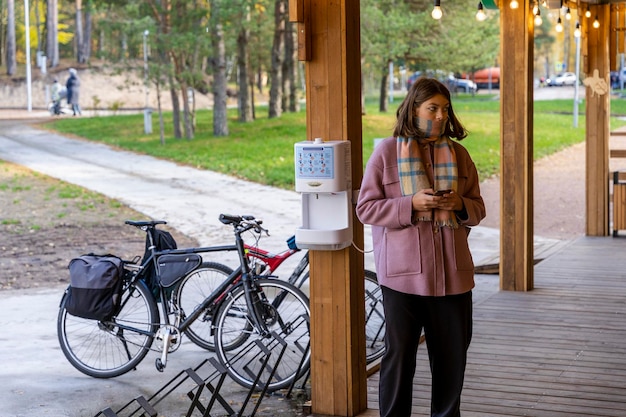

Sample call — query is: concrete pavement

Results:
[0,116,564,417]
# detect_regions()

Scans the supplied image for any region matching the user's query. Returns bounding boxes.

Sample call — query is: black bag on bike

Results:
[157,254,202,287]
[143,229,178,294]
[65,254,124,321]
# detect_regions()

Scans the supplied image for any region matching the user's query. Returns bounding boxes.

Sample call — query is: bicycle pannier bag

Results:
[65,254,124,321]
[157,254,202,287]
[143,229,178,294]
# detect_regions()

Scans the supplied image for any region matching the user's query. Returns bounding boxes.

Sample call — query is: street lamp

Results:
[143,30,149,109]
[143,30,152,134]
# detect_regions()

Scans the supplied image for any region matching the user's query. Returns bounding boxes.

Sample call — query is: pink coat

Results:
[356,137,486,296]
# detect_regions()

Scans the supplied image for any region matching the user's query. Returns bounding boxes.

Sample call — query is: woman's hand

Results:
[412,189,463,212]
[435,190,463,212]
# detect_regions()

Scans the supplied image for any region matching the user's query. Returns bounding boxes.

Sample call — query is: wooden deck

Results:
[361,236,626,417]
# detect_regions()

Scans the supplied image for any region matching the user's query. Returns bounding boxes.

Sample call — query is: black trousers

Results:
[379,287,473,417]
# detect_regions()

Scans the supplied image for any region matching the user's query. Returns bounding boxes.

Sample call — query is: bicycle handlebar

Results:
[219,214,269,237]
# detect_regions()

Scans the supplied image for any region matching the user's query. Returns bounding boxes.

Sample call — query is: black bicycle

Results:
[57,214,311,392]
[176,231,386,365]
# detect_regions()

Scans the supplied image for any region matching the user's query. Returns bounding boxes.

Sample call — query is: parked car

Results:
[547,72,577,86]
[406,70,451,89]
[448,77,477,94]
[472,67,500,89]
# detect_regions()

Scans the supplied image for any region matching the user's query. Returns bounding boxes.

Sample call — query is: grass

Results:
[43,94,626,188]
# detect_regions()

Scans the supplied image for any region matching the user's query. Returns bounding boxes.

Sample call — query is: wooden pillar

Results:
[499,1,534,291]
[297,0,367,415]
[583,4,611,236]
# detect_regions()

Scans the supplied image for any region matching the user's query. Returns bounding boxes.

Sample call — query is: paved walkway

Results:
[0,114,565,417]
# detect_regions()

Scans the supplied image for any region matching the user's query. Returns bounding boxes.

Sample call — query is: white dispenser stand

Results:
[294,139,352,250]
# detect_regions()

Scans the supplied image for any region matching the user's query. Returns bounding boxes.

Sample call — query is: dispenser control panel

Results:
[296,145,335,179]
[294,139,351,193]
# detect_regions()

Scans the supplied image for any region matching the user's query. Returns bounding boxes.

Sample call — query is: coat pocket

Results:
[452,226,475,271]
[384,227,422,276]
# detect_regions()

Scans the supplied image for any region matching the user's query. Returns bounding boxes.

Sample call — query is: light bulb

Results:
[510,0,519,9]
[476,2,486,21]
[585,6,591,18]
[532,4,539,15]
[555,17,563,33]
[565,7,571,20]
[593,16,600,29]
[574,21,581,38]
[432,5,443,20]
[534,9,542,26]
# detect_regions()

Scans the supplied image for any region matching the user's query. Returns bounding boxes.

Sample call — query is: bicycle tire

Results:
[213,278,311,392]
[364,270,386,363]
[174,262,233,351]
[298,268,385,364]
[57,279,159,378]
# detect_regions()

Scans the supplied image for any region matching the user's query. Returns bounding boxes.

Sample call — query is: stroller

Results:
[49,86,69,116]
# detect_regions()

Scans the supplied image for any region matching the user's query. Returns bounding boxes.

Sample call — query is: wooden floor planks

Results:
[361,236,626,417]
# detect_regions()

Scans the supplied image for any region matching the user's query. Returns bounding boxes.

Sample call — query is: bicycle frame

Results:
[244,241,310,289]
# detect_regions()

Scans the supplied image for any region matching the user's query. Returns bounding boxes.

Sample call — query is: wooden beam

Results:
[610,149,626,158]
[304,0,367,415]
[499,1,534,291]
[585,4,611,236]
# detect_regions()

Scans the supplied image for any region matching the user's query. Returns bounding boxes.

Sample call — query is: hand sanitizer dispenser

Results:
[294,138,352,250]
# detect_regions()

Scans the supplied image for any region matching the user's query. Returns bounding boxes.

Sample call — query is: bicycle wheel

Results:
[297,267,385,364]
[57,279,159,378]
[364,270,386,363]
[175,262,233,351]
[213,278,310,392]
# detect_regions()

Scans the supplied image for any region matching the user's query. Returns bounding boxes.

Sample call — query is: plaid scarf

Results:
[397,136,459,228]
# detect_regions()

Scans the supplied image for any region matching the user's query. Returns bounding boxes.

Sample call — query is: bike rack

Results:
[94,332,299,417]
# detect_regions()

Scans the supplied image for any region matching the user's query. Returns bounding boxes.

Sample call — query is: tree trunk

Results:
[285,21,299,112]
[379,72,388,113]
[80,9,92,64]
[46,0,59,67]
[237,20,253,122]
[180,83,194,139]
[75,0,84,63]
[6,0,16,75]
[268,0,285,119]
[212,20,229,136]
[170,82,182,139]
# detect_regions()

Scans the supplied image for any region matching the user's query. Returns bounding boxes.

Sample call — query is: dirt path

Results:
[480,134,626,239]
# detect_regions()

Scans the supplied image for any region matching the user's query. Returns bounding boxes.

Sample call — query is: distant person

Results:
[66,68,82,116]
[50,79,62,115]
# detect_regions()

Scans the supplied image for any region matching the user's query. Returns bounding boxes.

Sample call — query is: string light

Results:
[509,0,519,9]
[431,0,443,20]
[555,17,563,32]
[476,1,487,21]
[534,8,542,26]
[592,15,600,28]
[574,21,581,38]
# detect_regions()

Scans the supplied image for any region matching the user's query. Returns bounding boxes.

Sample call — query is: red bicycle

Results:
[177,230,386,364]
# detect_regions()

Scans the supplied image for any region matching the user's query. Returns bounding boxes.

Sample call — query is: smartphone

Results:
[434,189,452,196]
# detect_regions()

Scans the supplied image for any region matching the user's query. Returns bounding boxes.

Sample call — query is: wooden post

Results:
[499,1,534,291]
[302,0,367,415]
[583,4,611,236]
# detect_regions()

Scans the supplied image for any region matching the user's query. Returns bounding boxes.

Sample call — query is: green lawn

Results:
[44,94,626,189]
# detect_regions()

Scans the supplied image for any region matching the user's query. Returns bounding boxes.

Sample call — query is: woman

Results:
[356,77,485,417]
[66,68,82,116]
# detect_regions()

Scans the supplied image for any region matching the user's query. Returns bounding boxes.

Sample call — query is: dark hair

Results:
[392,77,467,140]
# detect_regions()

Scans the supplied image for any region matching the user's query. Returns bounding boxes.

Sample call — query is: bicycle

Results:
[176,230,386,365]
[57,214,311,392]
